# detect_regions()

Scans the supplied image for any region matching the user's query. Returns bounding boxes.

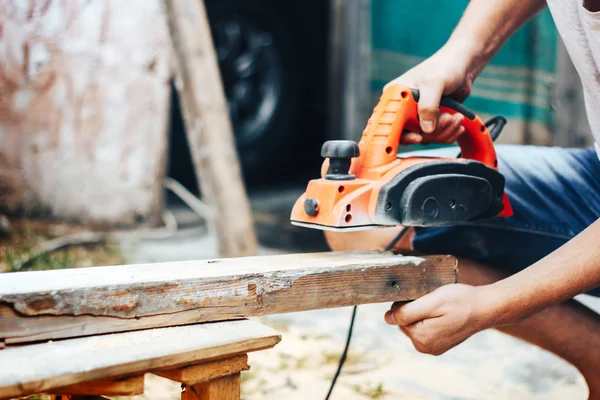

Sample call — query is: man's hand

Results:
[383,0,547,147]
[384,284,492,355]
[384,45,474,146]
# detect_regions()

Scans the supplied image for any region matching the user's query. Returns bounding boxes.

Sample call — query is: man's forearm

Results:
[446,0,547,78]
[483,218,600,327]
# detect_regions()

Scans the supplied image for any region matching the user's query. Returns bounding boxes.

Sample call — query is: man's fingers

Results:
[437,112,456,130]
[400,132,423,145]
[384,300,410,324]
[442,125,465,144]
[430,114,464,144]
[403,113,465,145]
[398,325,411,338]
[386,294,442,326]
[417,84,444,133]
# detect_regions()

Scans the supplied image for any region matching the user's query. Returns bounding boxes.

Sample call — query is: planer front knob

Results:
[321,140,360,180]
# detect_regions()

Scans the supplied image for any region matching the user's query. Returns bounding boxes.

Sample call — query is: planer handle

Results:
[356,84,504,172]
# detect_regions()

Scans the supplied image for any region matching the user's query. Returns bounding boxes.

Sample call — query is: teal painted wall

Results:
[370,0,558,126]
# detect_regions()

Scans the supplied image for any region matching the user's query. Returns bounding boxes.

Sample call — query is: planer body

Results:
[290,84,513,232]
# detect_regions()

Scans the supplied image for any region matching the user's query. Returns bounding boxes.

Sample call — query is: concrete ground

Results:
[121,198,597,400]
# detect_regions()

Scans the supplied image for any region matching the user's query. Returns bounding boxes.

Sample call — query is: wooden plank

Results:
[155,355,249,385]
[0,0,171,227]
[0,251,457,344]
[0,319,280,399]
[162,0,257,257]
[183,374,241,400]
[54,375,145,396]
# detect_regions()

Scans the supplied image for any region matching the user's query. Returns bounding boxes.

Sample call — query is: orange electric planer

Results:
[290,83,514,232]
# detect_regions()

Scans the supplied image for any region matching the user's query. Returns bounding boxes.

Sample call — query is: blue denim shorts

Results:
[405,144,600,296]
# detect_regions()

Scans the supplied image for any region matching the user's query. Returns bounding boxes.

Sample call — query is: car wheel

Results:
[206,0,306,185]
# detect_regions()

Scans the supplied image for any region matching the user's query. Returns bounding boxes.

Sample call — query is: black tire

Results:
[205,0,307,185]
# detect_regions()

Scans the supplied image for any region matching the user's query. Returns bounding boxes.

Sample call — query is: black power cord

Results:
[324,305,357,400]
[324,227,410,400]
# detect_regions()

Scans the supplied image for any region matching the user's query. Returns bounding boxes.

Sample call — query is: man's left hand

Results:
[384,284,493,355]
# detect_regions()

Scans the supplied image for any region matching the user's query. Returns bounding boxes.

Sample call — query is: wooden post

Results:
[327,0,372,142]
[158,355,249,400]
[162,0,258,257]
[182,375,241,400]
[326,0,345,141]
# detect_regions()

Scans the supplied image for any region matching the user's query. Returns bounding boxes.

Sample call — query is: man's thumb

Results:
[417,85,443,134]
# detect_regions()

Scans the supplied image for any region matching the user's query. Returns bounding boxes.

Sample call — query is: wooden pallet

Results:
[0,320,280,400]
[0,251,457,399]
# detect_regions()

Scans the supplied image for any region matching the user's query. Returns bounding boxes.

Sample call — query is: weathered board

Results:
[0,251,457,344]
[0,0,171,227]
[0,319,280,399]
[163,0,258,257]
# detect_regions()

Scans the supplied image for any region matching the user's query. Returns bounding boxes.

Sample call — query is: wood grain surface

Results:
[0,251,457,344]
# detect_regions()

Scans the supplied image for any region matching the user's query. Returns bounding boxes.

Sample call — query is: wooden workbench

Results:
[0,250,457,399]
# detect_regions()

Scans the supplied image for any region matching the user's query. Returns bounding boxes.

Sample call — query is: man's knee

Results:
[324,226,413,251]
[455,257,510,286]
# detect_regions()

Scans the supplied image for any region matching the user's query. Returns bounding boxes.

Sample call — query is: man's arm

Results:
[444,0,548,81]
[485,218,600,327]
[385,219,600,356]
[383,0,547,136]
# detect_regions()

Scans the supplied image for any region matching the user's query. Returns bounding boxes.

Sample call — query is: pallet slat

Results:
[0,251,457,344]
[0,320,280,399]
